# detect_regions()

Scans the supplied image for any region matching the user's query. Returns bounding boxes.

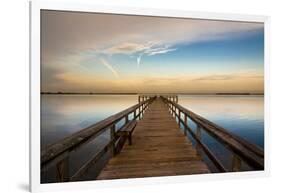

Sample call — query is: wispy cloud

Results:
[104,42,177,67]
[194,74,264,81]
[144,45,177,56]
[100,58,119,78]
[195,75,235,81]
[137,53,143,68]
[105,42,152,54]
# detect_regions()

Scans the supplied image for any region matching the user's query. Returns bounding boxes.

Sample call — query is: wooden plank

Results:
[97,97,209,180]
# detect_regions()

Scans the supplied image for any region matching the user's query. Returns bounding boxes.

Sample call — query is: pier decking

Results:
[97,97,209,180]
[41,95,264,183]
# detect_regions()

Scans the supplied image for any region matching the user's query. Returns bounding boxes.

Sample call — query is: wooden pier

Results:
[41,95,264,183]
[97,97,209,180]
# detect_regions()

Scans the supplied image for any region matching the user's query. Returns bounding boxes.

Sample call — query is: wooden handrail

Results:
[161,96,264,171]
[41,96,156,167]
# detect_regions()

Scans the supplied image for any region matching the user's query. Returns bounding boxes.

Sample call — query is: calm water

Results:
[41,94,264,183]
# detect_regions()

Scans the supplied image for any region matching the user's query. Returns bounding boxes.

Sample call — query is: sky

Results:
[41,10,264,93]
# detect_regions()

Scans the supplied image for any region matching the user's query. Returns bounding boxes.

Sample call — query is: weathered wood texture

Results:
[97,97,209,180]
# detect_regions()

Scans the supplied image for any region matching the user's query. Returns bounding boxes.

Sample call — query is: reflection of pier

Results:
[41,95,264,182]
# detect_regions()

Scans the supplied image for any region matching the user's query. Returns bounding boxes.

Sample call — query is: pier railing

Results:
[41,95,156,182]
[161,96,264,172]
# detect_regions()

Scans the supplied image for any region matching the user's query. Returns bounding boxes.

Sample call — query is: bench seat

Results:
[116,120,137,145]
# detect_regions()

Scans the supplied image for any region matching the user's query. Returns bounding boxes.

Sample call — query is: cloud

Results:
[137,53,143,68]
[104,42,152,54]
[41,10,264,92]
[104,42,177,67]
[100,58,119,78]
[41,10,263,62]
[195,75,235,81]
[194,74,264,81]
[145,46,177,56]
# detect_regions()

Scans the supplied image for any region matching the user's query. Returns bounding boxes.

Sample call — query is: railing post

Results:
[196,125,202,155]
[139,103,142,119]
[178,109,181,127]
[231,154,241,172]
[110,124,116,156]
[134,109,136,119]
[56,157,69,182]
[169,103,172,114]
[125,115,129,124]
[184,114,187,136]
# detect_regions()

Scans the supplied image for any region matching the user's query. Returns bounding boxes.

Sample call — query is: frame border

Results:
[30,0,270,192]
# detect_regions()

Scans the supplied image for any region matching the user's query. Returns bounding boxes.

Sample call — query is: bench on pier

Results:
[116,120,137,145]
[114,120,137,155]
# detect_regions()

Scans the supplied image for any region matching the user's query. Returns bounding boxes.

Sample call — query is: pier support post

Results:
[56,157,69,182]
[231,154,241,171]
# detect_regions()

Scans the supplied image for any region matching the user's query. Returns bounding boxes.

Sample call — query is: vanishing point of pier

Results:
[41,95,264,182]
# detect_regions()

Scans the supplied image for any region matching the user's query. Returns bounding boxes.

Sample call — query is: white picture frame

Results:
[30,0,270,192]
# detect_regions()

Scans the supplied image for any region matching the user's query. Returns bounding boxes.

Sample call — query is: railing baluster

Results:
[110,124,116,156]
[196,125,202,155]
[125,115,129,124]
[178,109,181,126]
[184,114,187,136]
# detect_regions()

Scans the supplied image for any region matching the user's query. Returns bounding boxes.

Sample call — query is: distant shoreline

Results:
[41,92,264,96]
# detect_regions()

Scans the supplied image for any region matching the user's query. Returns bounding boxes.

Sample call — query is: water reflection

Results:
[41,95,137,147]
[41,94,264,183]
[178,95,264,148]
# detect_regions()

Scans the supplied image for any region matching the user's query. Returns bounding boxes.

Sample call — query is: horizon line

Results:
[41,91,264,95]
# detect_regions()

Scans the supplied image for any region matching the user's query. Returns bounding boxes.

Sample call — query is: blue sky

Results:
[41,11,264,93]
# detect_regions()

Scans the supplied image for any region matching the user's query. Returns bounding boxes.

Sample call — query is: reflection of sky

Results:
[41,95,264,148]
[41,95,137,146]
[179,95,264,148]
